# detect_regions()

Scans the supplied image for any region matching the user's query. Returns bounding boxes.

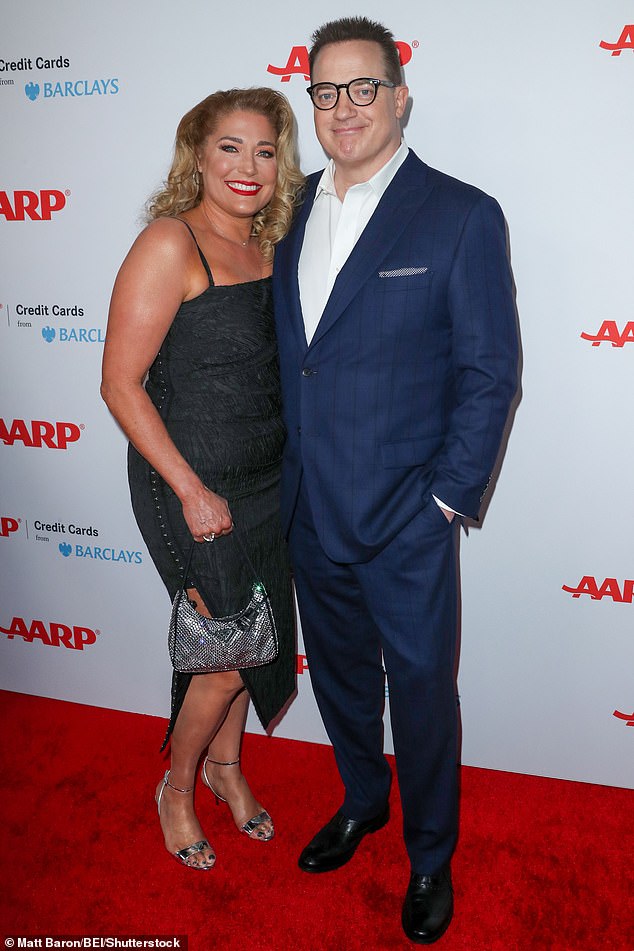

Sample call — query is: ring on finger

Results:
[202,532,216,543]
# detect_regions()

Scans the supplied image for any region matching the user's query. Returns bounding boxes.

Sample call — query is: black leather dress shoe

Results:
[298,806,389,873]
[402,866,453,944]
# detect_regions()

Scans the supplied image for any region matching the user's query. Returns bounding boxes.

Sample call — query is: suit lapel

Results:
[276,175,319,353]
[309,152,434,349]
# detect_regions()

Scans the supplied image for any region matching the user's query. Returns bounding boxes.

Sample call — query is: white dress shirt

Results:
[299,141,409,345]
[297,142,459,517]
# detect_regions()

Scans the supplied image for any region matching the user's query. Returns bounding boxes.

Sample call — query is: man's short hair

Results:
[309,16,403,87]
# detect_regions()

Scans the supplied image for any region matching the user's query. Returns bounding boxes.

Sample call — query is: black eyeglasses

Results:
[306,77,398,110]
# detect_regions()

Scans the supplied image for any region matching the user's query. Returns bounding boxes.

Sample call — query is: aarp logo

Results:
[613,710,634,726]
[0,188,69,221]
[580,321,634,348]
[267,40,416,82]
[0,516,21,538]
[0,418,83,450]
[600,25,634,55]
[562,576,634,603]
[0,616,100,651]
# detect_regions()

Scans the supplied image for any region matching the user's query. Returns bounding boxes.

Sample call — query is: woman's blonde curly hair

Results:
[147,88,304,261]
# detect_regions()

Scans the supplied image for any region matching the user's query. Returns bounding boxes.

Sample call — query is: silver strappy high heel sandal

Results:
[201,757,274,841]
[155,770,216,869]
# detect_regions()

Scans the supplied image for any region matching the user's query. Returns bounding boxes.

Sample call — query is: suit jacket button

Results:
[302,367,315,377]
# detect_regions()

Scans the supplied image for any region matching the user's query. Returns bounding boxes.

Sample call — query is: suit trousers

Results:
[289,480,460,874]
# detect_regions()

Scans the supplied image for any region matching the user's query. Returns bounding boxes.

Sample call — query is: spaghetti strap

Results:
[174,217,214,286]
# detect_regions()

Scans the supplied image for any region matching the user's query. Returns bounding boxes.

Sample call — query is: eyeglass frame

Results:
[306,77,399,111]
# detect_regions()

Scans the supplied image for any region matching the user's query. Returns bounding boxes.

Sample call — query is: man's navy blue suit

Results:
[273,150,518,874]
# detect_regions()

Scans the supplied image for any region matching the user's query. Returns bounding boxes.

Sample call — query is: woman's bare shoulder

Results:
[132,216,194,257]
[114,218,197,284]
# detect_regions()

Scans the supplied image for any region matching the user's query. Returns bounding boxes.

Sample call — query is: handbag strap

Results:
[179,524,264,606]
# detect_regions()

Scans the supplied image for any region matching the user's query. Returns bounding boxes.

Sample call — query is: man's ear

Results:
[395,85,409,120]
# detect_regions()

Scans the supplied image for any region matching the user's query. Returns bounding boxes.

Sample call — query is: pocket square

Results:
[378,267,429,278]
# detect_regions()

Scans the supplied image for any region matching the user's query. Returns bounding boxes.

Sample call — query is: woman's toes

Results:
[189,847,215,868]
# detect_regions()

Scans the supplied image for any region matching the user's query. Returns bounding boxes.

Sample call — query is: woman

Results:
[101,88,304,870]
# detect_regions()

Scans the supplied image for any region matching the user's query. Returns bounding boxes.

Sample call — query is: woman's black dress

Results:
[127,223,295,747]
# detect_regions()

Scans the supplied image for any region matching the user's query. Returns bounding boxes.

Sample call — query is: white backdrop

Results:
[1,0,632,789]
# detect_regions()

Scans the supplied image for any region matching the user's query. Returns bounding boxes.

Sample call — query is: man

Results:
[273,16,518,945]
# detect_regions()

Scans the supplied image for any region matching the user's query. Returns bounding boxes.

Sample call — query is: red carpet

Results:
[0,690,632,950]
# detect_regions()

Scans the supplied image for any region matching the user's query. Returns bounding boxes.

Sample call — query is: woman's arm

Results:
[101,218,232,541]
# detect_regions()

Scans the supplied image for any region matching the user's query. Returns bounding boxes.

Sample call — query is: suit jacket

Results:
[273,150,519,563]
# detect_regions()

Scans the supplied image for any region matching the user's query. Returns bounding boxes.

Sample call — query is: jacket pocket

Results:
[376,267,434,291]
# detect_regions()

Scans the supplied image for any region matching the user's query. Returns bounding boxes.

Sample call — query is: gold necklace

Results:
[201,203,251,248]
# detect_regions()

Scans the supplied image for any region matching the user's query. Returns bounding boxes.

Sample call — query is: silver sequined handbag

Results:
[168,528,278,674]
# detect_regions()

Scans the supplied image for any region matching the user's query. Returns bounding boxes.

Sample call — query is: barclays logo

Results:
[58,541,143,564]
[25,77,120,101]
[43,325,105,343]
